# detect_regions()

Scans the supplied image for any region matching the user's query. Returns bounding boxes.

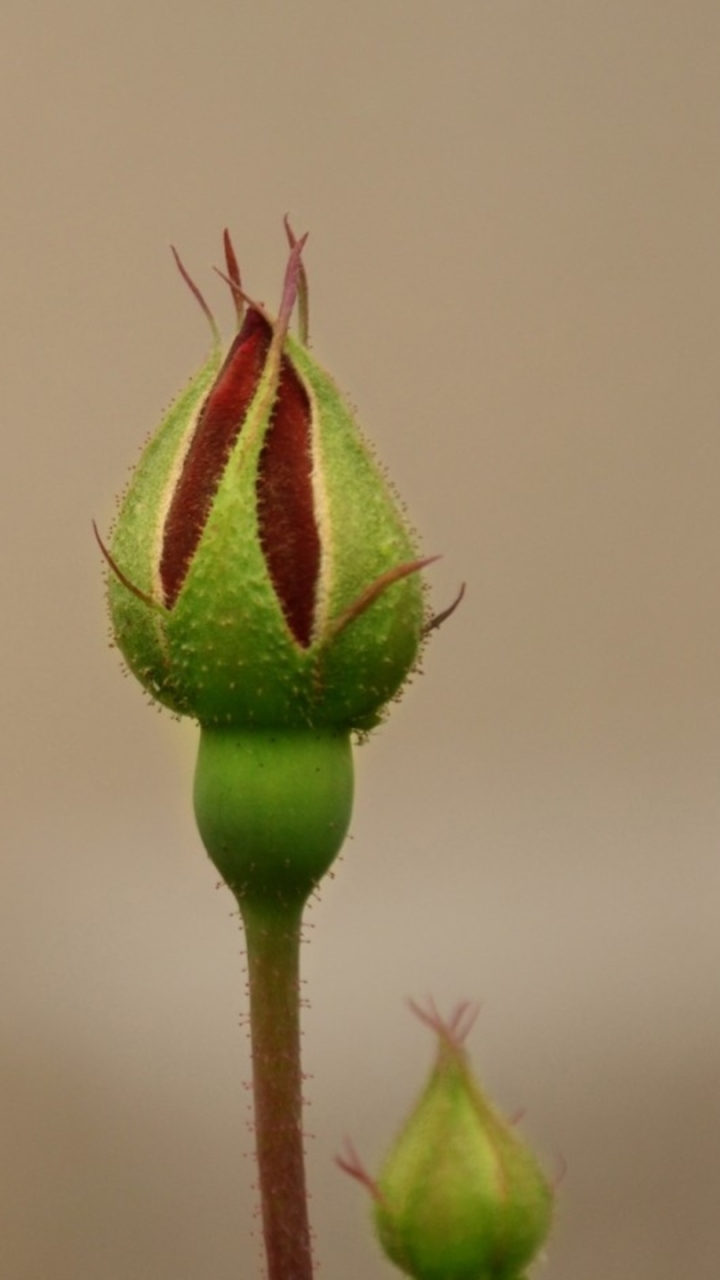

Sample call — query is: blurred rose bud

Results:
[341,1003,553,1280]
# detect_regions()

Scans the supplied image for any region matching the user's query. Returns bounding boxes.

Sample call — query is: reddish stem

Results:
[241,899,313,1280]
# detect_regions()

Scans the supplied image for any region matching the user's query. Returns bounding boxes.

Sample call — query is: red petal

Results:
[160,308,271,607]
[257,354,320,648]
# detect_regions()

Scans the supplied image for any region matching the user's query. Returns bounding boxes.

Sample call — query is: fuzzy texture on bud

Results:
[102,231,427,732]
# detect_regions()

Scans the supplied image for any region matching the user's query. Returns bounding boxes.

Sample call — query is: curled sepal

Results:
[354,1002,553,1280]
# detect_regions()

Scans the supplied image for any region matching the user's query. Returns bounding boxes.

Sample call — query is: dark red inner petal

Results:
[257,356,320,648]
[160,308,272,607]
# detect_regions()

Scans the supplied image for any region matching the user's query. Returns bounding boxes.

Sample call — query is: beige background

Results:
[2,1,720,1276]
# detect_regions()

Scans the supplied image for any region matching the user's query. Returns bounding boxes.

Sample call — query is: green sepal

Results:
[108,351,222,714]
[288,337,425,728]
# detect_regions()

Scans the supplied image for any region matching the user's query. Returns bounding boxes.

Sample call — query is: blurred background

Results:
[2,1,720,1276]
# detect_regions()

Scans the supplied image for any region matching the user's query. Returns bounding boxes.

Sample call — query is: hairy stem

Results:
[241,898,313,1280]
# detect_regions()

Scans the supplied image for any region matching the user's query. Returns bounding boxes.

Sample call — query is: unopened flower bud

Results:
[341,1003,553,1280]
[99,229,464,906]
[101,230,427,733]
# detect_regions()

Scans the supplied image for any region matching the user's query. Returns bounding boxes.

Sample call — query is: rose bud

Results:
[339,1002,553,1280]
[101,230,428,733]
[99,229,458,905]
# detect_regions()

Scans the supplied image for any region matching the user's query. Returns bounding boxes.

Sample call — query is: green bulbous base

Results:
[193,726,354,907]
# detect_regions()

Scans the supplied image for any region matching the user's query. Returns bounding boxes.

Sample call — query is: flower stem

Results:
[241,897,313,1280]
[193,728,354,1279]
